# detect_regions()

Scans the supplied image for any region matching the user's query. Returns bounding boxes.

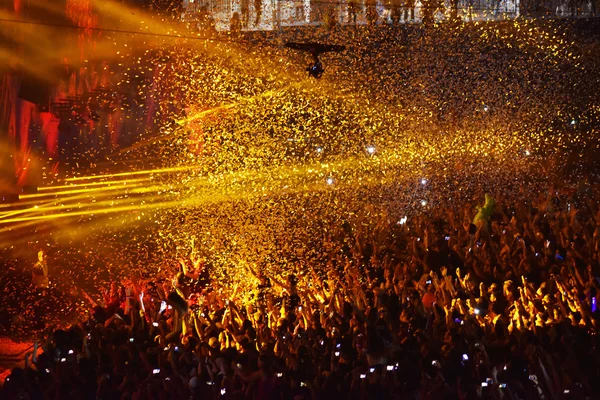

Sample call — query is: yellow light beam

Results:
[1,182,180,220]
[0,197,61,209]
[0,189,140,213]
[38,177,152,191]
[176,103,237,125]
[64,165,197,182]
[0,219,50,235]
[0,183,182,224]
[0,196,147,221]
[0,199,181,224]
[19,181,152,199]
[176,88,294,125]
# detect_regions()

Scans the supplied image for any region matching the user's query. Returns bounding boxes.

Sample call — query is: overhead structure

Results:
[285,42,346,78]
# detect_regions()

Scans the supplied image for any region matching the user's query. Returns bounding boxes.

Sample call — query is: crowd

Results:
[2,182,600,400]
[1,6,599,399]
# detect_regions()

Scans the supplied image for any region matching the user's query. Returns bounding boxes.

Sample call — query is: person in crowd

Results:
[231,12,243,36]
[32,250,49,296]
[254,0,262,26]
[348,0,359,25]
[404,0,416,22]
[366,0,378,26]
[241,0,250,28]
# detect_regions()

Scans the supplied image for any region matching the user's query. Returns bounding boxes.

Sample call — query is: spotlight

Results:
[421,178,427,185]
[570,119,577,125]
[366,145,376,155]
[421,200,427,206]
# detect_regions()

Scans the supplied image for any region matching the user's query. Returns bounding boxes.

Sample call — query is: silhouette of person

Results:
[348,0,358,24]
[404,0,415,21]
[366,0,378,25]
[32,250,49,296]
[254,0,262,26]
[231,12,242,36]
[241,0,250,28]
[391,0,402,24]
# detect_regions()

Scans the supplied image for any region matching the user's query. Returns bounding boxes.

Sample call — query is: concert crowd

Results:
[2,183,600,400]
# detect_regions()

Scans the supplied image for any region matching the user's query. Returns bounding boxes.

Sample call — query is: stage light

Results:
[421,178,427,185]
[366,145,376,155]
[421,200,427,206]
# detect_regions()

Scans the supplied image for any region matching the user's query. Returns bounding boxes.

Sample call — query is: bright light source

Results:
[316,146,323,153]
[398,216,407,225]
[483,105,489,112]
[421,178,427,185]
[421,200,427,206]
[326,177,334,185]
[571,119,576,125]
[525,150,531,156]
[366,145,376,154]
